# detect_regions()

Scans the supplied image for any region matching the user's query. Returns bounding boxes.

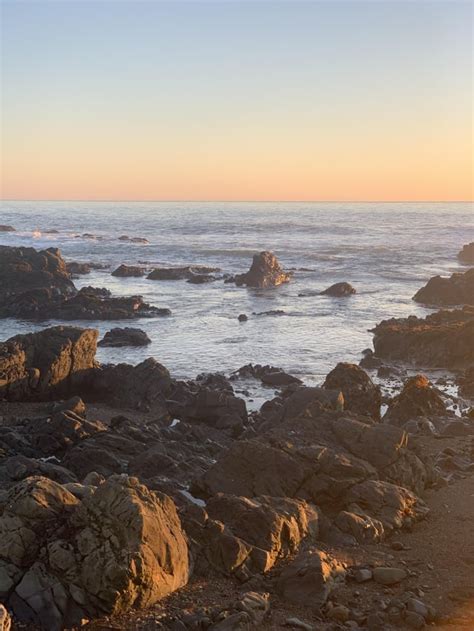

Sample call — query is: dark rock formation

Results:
[320,282,356,297]
[66,261,91,275]
[323,363,381,420]
[186,274,217,284]
[98,327,151,347]
[372,307,474,368]
[234,251,292,288]
[111,264,145,277]
[232,364,302,387]
[238,314,248,322]
[458,242,474,265]
[384,375,447,426]
[0,475,189,629]
[413,268,474,306]
[0,326,98,401]
[147,266,220,281]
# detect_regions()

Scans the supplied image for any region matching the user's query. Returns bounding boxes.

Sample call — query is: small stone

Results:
[391,541,405,551]
[238,314,248,322]
[407,598,429,620]
[354,568,373,583]
[373,567,407,585]
[405,611,426,628]
[327,605,350,622]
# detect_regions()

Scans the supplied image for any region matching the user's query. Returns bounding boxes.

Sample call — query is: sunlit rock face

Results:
[234,251,292,288]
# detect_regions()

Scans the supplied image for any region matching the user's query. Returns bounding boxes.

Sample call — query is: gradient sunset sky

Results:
[1,0,472,201]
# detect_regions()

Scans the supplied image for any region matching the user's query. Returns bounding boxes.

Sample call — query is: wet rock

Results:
[277,548,346,606]
[260,371,302,386]
[148,266,219,280]
[0,326,98,401]
[238,314,248,322]
[323,362,381,420]
[234,251,292,288]
[187,274,217,284]
[66,261,91,275]
[98,327,151,347]
[320,282,356,297]
[458,242,474,264]
[0,245,76,317]
[111,264,145,277]
[413,268,474,306]
[1,475,189,628]
[0,225,15,232]
[373,566,408,585]
[118,235,150,244]
[384,375,447,426]
[372,307,474,368]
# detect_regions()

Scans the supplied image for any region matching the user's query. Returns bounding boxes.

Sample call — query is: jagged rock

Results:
[323,363,381,420]
[234,251,292,288]
[148,266,219,281]
[111,264,145,277]
[372,307,474,368]
[413,268,474,306]
[384,375,447,426]
[184,494,319,579]
[98,327,151,347]
[276,548,346,606]
[320,282,356,297]
[0,246,76,317]
[0,475,189,629]
[0,326,98,401]
[458,242,474,264]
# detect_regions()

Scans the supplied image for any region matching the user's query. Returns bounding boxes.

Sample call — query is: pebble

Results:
[327,605,350,622]
[354,568,372,583]
[405,611,426,628]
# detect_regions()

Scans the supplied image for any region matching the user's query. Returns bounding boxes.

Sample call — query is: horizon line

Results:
[1,199,473,204]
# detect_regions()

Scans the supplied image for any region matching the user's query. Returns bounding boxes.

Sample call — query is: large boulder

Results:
[0,326,98,401]
[413,268,474,306]
[0,475,189,629]
[384,375,447,426]
[323,363,381,420]
[234,251,292,288]
[372,307,474,369]
[0,246,76,317]
[458,242,474,265]
[98,327,151,347]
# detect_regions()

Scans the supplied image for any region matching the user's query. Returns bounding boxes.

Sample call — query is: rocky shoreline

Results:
[0,243,473,631]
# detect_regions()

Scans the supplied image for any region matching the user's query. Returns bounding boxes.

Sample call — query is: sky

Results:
[1,0,472,201]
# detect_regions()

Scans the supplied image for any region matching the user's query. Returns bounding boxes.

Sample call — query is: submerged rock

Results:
[111,264,145,277]
[147,265,219,281]
[458,242,474,265]
[413,268,474,306]
[320,282,356,297]
[98,327,151,347]
[234,251,292,288]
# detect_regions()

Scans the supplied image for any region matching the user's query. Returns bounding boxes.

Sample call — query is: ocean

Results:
[0,201,472,395]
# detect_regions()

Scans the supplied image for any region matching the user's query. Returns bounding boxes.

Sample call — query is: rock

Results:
[413,268,474,306]
[277,548,345,606]
[234,251,292,288]
[372,307,474,369]
[111,264,145,277]
[373,567,407,585]
[457,365,474,397]
[236,591,270,624]
[327,605,350,622]
[0,225,15,232]
[0,326,98,401]
[407,598,430,620]
[148,265,219,281]
[366,612,386,630]
[52,396,86,416]
[66,261,91,275]
[285,618,314,631]
[323,363,381,420]
[187,274,217,284]
[384,375,447,426]
[0,245,76,317]
[1,475,189,628]
[404,611,426,628]
[0,605,11,631]
[320,282,356,297]
[260,371,302,386]
[353,568,372,582]
[458,242,474,264]
[238,314,248,322]
[118,235,149,244]
[98,327,151,347]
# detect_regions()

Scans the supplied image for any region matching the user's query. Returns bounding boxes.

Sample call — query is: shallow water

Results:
[0,201,472,386]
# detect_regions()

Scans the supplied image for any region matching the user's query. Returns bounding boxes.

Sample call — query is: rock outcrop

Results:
[320,282,356,297]
[384,375,447,426]
[98,327,151,347]
[323,363,381,420]
[458,242,474,265]
[371,307,474,368]
[234,251,292,288]
[111,264,145,277]
[0,475,189,630]
[0,326,98,401]
[66,261,91,275]
[413,268,474,306]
